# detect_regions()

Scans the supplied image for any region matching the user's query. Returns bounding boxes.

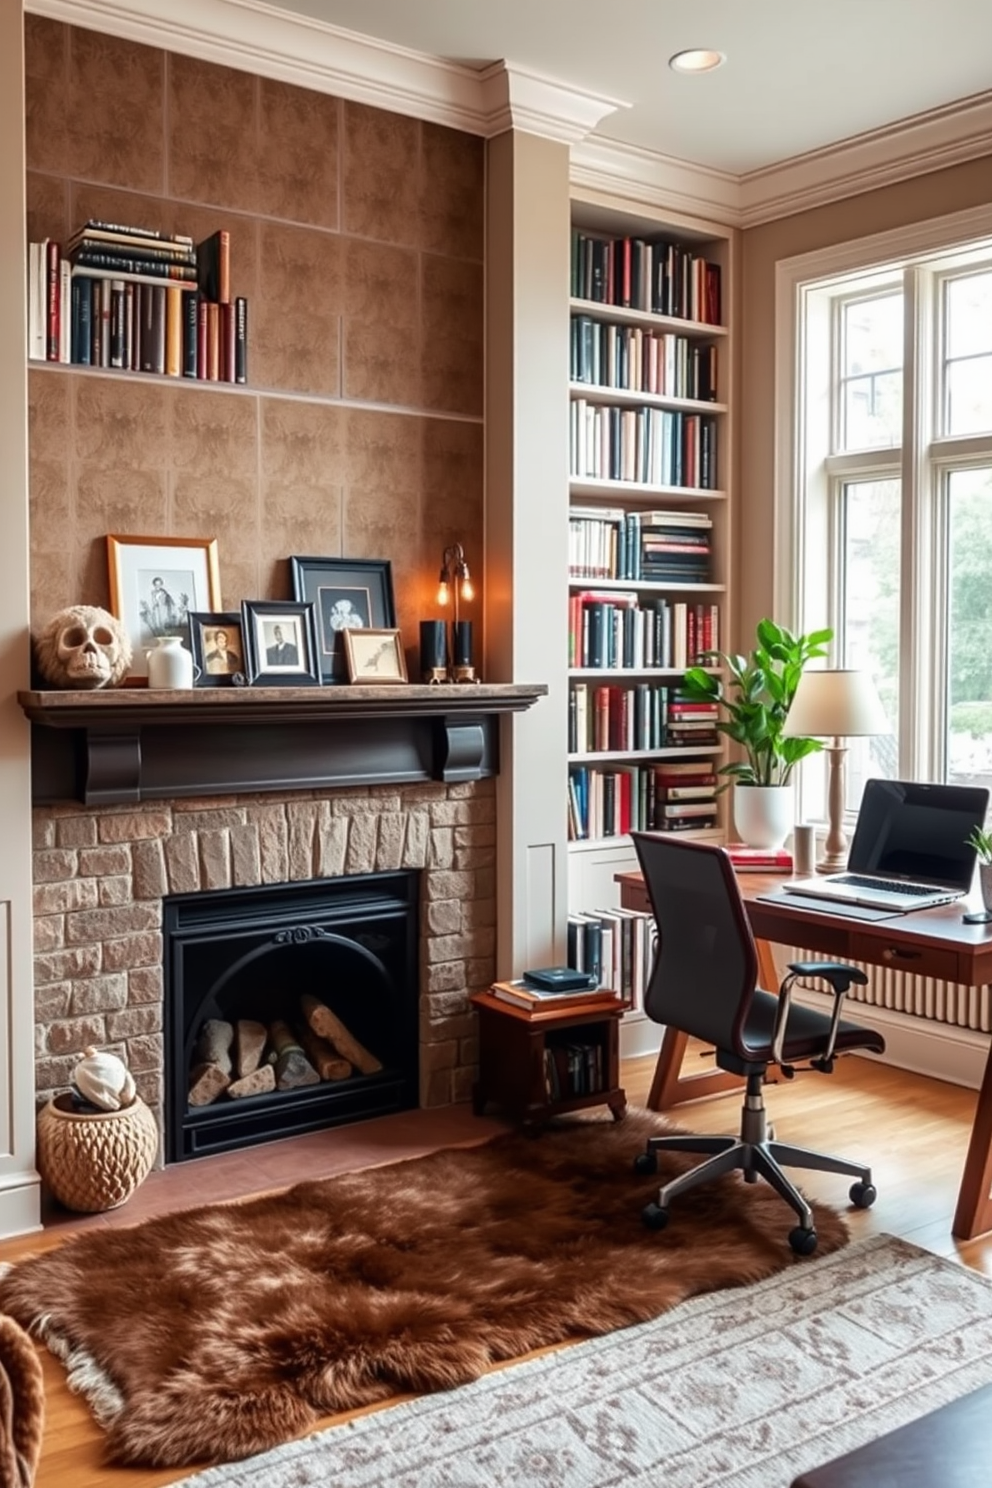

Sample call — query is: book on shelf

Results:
[489,978,621,1013]
[70,259,197,288]
[725,845,794,872]
[197,229,231,305]
[69,218,194,247]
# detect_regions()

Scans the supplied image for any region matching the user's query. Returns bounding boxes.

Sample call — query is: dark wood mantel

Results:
[20,682,548,805]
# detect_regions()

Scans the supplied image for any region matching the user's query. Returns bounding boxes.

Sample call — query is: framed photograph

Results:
[344,628,408,685]
[289,556,396,686]
[188,611,246,687]
[241,599,320,686]
[107,535,222,684]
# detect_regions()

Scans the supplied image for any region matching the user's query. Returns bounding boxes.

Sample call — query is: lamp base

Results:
[448,664,478,684]
[422,666,448,685]
[816,849,849,874]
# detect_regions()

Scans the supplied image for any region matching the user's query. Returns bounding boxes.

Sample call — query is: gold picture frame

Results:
[343,628,408,685]
[107,535,222,684]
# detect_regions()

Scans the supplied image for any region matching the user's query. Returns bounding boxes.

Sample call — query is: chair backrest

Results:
[631,832,759,1057]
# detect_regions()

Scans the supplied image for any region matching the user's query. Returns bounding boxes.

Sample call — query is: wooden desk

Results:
[617,868,992,1241]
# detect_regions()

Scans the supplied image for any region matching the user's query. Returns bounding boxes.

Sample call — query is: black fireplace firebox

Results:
[164,871,420,1161]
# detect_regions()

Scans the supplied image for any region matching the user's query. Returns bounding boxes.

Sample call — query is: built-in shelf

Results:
[19,682,547,806]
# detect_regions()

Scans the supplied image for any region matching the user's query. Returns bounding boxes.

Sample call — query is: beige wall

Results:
[737,154,992,647]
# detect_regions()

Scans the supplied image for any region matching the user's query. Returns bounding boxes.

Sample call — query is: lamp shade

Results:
[783,668,889,739]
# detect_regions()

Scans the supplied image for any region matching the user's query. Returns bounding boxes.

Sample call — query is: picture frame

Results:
[343,628,408,685]
[188,611,246,687]
[107,535,222,685]
[241,599,320,687]
[289,556,396,686]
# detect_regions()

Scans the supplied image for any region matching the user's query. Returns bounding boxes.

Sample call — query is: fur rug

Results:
[0,1315,44,1488]
[0,1111,847,1469]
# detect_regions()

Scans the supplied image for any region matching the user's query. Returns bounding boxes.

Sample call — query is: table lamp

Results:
[436,542,476,682]
[783,669,889,873]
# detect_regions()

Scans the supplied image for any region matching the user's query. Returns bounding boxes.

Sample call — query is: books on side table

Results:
[489,978,623,1015]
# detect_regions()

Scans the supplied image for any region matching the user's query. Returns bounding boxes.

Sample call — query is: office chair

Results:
[631,832,886,1255]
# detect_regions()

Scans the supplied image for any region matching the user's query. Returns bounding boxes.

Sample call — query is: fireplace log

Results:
[296,1022,353,1082]
[188,1062,231,1106]
[301,994,383,1075]
[227,1064,276,1100]
[235,1019,268,1078]
[193,1019,233,1077]
[268,1020,320,1090]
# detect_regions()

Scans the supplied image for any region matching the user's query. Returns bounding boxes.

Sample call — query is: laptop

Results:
[782,778,990,912]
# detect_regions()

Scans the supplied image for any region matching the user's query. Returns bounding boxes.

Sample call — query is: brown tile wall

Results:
[24,17,485,656]
[32,779,497,1158]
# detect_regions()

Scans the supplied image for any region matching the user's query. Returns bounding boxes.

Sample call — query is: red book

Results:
[725,845,794,872]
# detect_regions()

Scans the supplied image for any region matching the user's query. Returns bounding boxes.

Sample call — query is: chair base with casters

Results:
[634,1067,877,1256]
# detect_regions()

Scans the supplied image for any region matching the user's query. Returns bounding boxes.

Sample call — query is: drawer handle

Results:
[882,946,921,963]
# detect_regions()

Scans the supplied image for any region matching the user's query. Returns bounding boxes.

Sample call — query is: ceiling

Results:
[254,0,992,176]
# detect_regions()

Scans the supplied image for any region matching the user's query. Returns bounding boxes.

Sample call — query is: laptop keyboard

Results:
[834,874,942,896]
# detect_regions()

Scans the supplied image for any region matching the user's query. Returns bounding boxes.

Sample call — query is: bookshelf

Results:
[566,191,735,1056]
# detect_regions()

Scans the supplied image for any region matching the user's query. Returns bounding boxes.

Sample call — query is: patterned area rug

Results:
[172,1234,992,1488]
[0,1111,848,1467]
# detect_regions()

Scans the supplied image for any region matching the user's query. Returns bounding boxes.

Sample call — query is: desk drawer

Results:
[850,933,960,982]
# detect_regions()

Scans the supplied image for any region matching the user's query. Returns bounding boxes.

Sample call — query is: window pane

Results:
[843,295,903,375]
[946,355,992,436]
[843,370,903,449]
[947,467,992,795]
[945,273,992,359]
[839,293,903,451]
[842,478,901,796]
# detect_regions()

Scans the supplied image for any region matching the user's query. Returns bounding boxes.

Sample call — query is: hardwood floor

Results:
[6,1051,992,1488]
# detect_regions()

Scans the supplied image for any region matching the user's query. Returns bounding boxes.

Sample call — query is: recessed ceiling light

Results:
[669,49,725,74]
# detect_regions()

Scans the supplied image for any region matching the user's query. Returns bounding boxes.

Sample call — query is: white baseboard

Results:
[793,986,990,1091]
[620,1013,663,1061]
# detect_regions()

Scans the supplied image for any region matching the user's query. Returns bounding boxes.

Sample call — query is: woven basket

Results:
[36,1093,159,1212]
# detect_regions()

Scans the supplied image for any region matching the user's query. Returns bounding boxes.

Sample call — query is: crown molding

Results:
[739,88,992,228]
[27,0,625,141]
[477,61,625,145]
[570,134,742,229]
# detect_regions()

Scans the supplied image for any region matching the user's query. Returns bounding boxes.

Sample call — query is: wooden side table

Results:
[470,990,627,1128]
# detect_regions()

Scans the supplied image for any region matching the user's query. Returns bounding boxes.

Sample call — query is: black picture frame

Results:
[241,600,321,687]
[188,611,246,687]
[289,556,396,686]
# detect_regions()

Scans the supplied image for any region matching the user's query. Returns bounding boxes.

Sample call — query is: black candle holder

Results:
[419,620,448,684]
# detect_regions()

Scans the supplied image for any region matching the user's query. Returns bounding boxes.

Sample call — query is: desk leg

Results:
[646,938,780,1110]
[953,1036,992,1240]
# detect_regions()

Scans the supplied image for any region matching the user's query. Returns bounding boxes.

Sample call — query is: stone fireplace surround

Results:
[31,779,496,1161]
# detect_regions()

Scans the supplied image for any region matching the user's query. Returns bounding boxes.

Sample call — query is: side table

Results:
[470,990,627,1128]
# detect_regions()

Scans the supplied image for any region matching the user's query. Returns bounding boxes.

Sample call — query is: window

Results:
[782,211,992,825]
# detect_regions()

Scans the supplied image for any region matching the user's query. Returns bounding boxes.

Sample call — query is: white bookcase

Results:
[566,189,736,1057]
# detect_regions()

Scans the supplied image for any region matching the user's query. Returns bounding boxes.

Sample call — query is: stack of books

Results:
[488,978,622,1016]
[28,220,248,383]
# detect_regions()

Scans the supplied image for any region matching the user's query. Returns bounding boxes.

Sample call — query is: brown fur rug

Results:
[0,1111,847,1469]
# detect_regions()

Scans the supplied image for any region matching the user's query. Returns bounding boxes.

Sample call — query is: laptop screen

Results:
[847,779,990,889]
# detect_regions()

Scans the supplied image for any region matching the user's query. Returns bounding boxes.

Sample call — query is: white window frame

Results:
[775,204,992,822]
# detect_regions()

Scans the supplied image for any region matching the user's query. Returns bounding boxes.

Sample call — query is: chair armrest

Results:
[771,961,869,1070]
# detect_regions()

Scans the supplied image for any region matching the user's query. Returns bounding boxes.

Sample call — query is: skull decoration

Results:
[34,605,132,689]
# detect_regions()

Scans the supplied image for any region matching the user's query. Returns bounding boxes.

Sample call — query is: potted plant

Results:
[966,827,992,913]
[681,618,833,848]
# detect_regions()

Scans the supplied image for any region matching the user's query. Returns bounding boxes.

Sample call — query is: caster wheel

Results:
[789,1225,818,1256]
[642,1202,669,1231]
[849,1181,877,1209]
[633,1151,658,1176]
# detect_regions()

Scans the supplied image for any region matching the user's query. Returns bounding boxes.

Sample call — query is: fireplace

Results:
[164,871,420,1161]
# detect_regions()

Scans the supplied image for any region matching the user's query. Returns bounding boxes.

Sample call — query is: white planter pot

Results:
[733,784,793,850]
[980,862,992,913]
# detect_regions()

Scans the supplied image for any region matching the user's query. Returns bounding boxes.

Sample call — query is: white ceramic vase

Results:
[733,784,793,851]
[147,635,195,689]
